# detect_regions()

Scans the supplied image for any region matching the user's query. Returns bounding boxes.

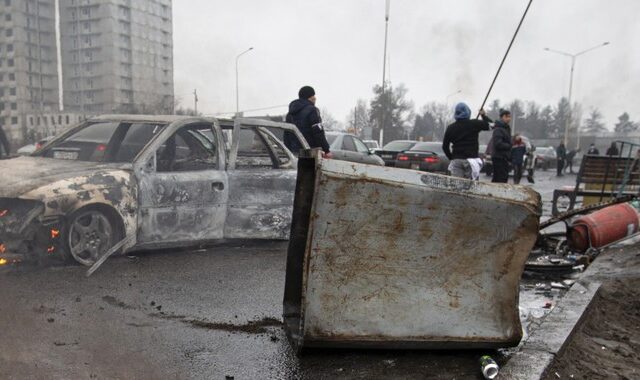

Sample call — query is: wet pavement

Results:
[0,170,576,379]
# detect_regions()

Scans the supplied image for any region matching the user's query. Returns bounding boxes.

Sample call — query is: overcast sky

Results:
[173,0,640,128]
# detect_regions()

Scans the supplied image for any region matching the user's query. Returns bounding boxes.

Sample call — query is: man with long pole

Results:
[544,42,610,148]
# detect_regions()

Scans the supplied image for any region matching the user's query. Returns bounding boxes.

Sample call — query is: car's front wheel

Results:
[65,208,121,266]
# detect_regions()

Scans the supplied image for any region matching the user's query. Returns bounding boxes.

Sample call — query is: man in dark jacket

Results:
[284,86,331,157]
[0,123,10,158]
[491,109,513,183]
[556,142,567,177]
[442,102,491,179]
[587,143,599,155]
[564,148,580,174]
[606,142,619,157]
[511,135,526,184]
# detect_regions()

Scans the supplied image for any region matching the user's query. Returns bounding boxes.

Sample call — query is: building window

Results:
[9,88,16,96]
[8,73,14,81]
[11,117,18,125]
[30,117,34,126]
[83,22,90,31]
[7,44,12,52]
[0,103,4,111]
[58,115,62,124]
[5,0,11,6]
[66,115,70,124]
[0,89,3,97]
[7,59,14,67]
[11,102,17,110]
[5,29,12,37]
[5,14,10,22]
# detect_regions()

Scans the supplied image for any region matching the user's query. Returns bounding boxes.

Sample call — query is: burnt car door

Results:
[224,118,307,239]
[134,119,229,247]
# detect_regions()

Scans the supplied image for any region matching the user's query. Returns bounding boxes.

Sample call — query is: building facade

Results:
[59,0,174,115]
[0,0,173,148]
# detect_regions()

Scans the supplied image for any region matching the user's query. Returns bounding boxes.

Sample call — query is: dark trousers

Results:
[492,158,510,183]
[0,128,10,158]
[513,163,524,184]
[564,159,574,173]
[557,159,565,176]
[526,169,535,183]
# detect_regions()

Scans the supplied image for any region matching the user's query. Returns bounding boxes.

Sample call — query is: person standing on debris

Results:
[490,109,513,183]
[284,86,331,157]
[511,135,526,184]
[556,142,567,177]
[564,148,580,174]
[442,103,492,179]
[0,122,10,159]
[587,143,599,155]
[606,142,619,157]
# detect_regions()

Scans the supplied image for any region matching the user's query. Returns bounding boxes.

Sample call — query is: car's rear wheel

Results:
[65,208,120,266]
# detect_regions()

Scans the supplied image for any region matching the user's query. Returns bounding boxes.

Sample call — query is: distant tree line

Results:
[344,83,639,143]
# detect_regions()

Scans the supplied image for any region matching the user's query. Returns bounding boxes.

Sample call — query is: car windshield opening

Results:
[37,121,166,163]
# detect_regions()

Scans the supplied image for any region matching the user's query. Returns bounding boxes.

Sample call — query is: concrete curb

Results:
[500,246,631,379]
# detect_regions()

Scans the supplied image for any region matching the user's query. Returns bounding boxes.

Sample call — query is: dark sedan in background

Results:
[374,140,418,166]
[394,142,450,173]
[535,147,557,170]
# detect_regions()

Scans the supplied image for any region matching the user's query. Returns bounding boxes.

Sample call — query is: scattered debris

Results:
[479,355,499,379]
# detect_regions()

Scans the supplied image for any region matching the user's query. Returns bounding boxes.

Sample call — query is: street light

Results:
[236,47,254,114]
[445,89,462,105]
[544,41,610,147]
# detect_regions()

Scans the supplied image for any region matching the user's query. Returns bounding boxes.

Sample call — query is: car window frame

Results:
[353,136,370,154]
[155,123,220,173]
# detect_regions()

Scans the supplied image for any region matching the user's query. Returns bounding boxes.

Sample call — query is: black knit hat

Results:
[298,86,316,99]
[499,109,511,117]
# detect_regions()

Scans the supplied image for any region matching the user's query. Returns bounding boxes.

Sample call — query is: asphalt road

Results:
[0,170,575,380]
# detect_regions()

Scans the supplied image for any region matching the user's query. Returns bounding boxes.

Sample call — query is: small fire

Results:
[47,246,56,254]
[0,243,5,254]
[0,258,7,266]
[0,209,8,217]
[51,229,60,239]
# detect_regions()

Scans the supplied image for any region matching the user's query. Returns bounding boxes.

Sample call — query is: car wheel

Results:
[65,208,121,266]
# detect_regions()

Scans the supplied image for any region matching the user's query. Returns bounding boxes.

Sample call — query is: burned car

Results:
[0,115,307,266]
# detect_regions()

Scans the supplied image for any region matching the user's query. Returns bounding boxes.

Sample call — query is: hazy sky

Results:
[173,0,640,128]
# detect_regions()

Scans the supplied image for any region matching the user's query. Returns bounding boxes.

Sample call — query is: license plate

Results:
[53,151,79,160]
[381,154,392,159]
[411,163,420,170]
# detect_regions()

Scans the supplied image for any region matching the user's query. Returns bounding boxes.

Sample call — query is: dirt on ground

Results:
[544,277,640,380]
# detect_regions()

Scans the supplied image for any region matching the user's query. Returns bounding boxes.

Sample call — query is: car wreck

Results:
[0,115,307,266]
[284,150,542,350]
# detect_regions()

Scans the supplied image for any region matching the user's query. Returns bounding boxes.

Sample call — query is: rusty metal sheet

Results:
[284,151,541,350]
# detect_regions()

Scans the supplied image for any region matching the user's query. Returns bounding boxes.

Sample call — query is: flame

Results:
[51,229,60,239]
[0,243,5,254]
[47,246,56,254]
[0,258,7,266]
[0,210,8,217]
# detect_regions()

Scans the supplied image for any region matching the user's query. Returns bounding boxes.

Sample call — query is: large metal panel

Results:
[284,151,541,350]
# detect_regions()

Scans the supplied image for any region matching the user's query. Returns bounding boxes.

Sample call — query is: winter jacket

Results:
[491,120,512,161]
[556,145,567,160]
[284,99,330,153]
[442,114,491,160]
[587,146,600,155]
[606,145,619,157]
[511,144,526,166]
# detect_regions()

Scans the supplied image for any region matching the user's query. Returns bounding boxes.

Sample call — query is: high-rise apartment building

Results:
[0,0,174,147]
[59,0,173,114]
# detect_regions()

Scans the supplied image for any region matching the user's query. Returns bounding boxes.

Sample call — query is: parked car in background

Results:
[16,136,54,156]
[395,141,449,173]
[363,140,380,151]
[535,147,557,170]
[479,144,493,175]
[374,140,418,166]
[325,132,385,166]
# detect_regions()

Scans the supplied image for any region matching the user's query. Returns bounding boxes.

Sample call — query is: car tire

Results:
[63,206,123,266]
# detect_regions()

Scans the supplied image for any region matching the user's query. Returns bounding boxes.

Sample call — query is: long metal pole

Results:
[235,47,253,114]
[477,0,533,117]
[565,57,575,147]
[379,0,390,147]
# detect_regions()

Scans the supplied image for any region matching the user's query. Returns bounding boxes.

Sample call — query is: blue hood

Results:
[454,103,471,120]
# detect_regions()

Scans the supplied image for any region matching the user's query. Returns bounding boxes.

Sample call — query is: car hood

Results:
[0,156,132,198]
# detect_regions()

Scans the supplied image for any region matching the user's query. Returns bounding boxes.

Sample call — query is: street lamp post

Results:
[379,0,390,147]
[236,47,254,114]
[544,41,609,148]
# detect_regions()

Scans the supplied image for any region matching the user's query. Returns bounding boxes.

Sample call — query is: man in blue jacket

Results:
[284,86,331,157]
[491,109,513,183]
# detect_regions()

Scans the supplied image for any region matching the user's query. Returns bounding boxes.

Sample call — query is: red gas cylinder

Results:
[569,203,640,252]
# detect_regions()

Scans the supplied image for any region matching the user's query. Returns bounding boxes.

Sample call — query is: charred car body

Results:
[0,115,307,266]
